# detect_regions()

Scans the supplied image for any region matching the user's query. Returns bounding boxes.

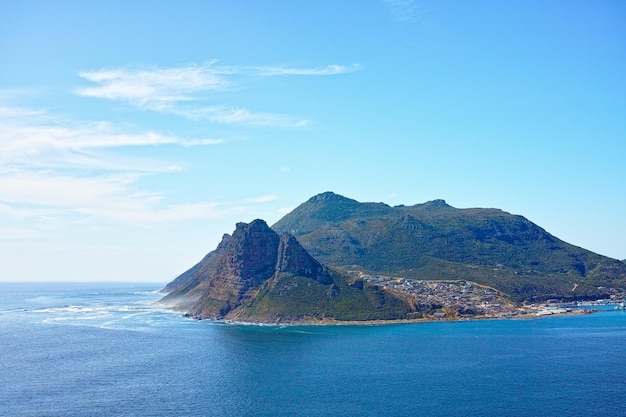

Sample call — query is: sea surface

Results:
[1,282,625,417]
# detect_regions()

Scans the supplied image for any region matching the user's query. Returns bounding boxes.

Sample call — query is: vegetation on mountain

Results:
[272,192,626,302]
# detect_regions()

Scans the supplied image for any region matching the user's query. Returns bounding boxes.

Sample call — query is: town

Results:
[350,272,583,320]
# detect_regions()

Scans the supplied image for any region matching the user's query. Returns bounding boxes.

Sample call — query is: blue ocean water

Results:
[1,283,625,417]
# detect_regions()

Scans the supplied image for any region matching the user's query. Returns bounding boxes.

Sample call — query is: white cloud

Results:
[0,171,223,225]
[253,63,361,76]
[1,121,174,158]
[180,138,224,146]
[76,63,232,108]
[0,107,221,169]
[0,106,47,119]
[245,195,279,204]
[0,225,41,241]
[75,61,359,126]
[0,171,138,208]
[0,59,362,234]
[0,107,225,228]
[383,0,419,22]
[81,200,223,224]
[177,105,309,127]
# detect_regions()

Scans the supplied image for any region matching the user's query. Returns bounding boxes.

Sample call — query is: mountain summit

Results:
[272,192,626,302]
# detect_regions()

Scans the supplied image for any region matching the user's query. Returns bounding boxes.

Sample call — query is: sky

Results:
[1,0,624,283]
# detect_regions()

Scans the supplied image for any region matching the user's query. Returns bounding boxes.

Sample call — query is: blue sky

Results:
[1,0,624,282]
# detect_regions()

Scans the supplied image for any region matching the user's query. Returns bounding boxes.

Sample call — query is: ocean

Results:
[1,282,625,417]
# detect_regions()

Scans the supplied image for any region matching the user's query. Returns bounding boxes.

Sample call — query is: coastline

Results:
[179,307,595,327]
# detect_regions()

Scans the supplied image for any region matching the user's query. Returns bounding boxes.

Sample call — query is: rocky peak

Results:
[420,199,451,210]
[306,191,356,204]
[161,219,336,319]
[276,233,332,284]
[225,219,280,287]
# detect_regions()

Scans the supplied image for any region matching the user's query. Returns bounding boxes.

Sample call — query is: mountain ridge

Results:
[272,192,626,302]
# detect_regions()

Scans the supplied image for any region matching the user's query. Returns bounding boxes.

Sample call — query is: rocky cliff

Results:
[160,219,411,322]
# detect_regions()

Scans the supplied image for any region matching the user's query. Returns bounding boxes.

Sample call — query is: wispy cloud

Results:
[0,106,225,227]
[227,194,283,218]
[76,63,232,108]
[245,195,279,204]
[0,171,223,225]
[176,105,308,127]
[0,106,221,168]
[75,61,359,127]
[0,58,362,232]
[383,0,420,22]
[252,63,361,76]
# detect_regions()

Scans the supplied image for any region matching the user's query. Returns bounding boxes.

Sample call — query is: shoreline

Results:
[182,308,595,328]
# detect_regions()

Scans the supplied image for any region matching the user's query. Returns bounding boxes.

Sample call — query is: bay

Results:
[1,282,625,417]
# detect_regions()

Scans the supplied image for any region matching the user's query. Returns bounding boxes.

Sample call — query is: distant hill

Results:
[160,219,411,322]
[272,192,626,302]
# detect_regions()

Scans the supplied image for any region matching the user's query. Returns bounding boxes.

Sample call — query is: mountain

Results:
[160,219,412,322]
[161,192,625,323]
[272,192,626,302]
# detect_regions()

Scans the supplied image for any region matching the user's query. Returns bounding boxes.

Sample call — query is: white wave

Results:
[131,290,163,295]
[31,300,185,332]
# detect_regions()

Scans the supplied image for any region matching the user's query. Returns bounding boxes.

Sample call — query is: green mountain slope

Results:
[273,192,626,302]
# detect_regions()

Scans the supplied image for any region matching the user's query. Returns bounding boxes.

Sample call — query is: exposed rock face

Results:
[160,219,333,319]
[226,219,281,289]
[276,233,332,284]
